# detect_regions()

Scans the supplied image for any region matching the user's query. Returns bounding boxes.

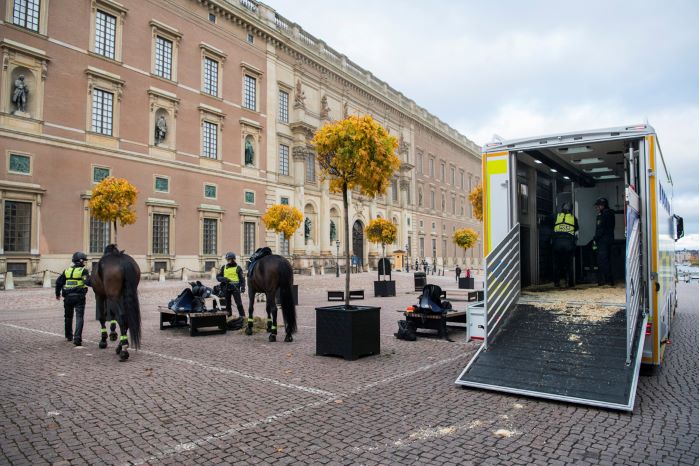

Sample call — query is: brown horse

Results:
[91,245,141,361]
[246,254,297,342]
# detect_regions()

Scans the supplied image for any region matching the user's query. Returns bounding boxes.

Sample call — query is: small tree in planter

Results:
[453,227,479,288]
[365,218,397,297]
[312,115,399,360]
[88,176,138,246]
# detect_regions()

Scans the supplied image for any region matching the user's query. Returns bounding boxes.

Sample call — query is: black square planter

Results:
[373,280,396,297]
[275,284,299,305]
[316,305,380,360]
[458,277,475,289]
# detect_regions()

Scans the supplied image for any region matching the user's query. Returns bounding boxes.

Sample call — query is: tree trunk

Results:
[113,220,118,247]
[343,184,350,309]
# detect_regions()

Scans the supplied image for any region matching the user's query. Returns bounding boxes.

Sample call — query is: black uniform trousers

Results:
[596,237,614,285]
[64,294,86,343]
[224,283,245,317]
[552,235,575,286]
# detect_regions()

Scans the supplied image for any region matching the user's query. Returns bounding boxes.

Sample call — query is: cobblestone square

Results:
[0,273,697,465]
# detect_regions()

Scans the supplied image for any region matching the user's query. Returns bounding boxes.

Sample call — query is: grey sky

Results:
[267,0,699,248]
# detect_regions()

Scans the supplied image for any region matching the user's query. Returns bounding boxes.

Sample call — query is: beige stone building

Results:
[0,0,481,277]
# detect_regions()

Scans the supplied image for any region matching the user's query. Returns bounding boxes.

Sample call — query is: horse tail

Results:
[121,258,141,349]
[279,262,297,334]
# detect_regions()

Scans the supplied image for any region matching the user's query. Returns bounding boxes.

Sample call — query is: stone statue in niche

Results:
[343,101,349,118]
[154,115,168,144]
[304,217,311,244]
[399,133,410,154]
[294,79,305,108]
[320,95,330,119]
[12,75,28,114]
[330,220,337,242]
[245,138,255,166]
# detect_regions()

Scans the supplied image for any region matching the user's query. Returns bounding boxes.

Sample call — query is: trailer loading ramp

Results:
[456,301,646,411]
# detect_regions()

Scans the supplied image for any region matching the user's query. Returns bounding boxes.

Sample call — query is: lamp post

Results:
[335,240,340,277]
[405,243,409,272]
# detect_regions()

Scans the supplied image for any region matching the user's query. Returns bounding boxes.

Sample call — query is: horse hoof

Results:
[115,344,122,355]
[109,332,118,341]
[284,335,293,342]
[266,323,272,332]
[245,327,253,336]
[119,350,129,362]
[98,340,107,349]
[269,334,276,342]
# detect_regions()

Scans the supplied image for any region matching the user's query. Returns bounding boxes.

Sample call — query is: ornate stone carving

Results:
[399,133,410,155]
[294,79,305,108]
[292,145,307,161]
[320,95,330,120]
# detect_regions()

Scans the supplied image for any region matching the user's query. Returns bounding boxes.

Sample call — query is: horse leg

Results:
[117,319,130,362]
[267,292,277,342]
[96,295,108,349]
[245,288,255,336]
[108,310,118,342]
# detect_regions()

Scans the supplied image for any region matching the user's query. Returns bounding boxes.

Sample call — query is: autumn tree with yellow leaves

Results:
[261,204,304,251]
[452,228,479,252]
[365,218,397,262]
[469,184,483,221]
[88,177,138,246]
[313,115,400,307]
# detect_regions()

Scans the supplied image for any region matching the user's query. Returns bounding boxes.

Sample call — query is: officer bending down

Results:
[216,252,246,317]
[551,202,579,288]
[55,252,91,346]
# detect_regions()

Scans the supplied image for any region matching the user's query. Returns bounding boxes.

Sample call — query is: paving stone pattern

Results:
[0,271,697,465]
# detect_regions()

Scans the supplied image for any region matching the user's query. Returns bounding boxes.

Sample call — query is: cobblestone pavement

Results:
[0,271,697,465]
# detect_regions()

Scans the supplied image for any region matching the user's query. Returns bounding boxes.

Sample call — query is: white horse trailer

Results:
[456,124,684,411]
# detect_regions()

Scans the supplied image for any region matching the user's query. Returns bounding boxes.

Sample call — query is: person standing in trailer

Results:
[551,202,579,287]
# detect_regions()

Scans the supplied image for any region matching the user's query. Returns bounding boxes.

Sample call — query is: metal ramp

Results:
[456,224,647,411]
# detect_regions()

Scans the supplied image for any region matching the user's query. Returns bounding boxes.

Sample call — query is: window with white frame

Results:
[460,170,464,189]
[243,75,256,110]
[428,158,434,177]
[202,120,218,159]
[417,153,423,175]
[279,232,289,256]
[440,161,445,182]
[3,200,31,252]
[278,90,289,123]
[94,9,117,59]
[305,152,315,183]
[432,238,437,258]
[450,166,455,185]
[12,0,40,32]
[419,237,425,257]
[203,57,219,96]
[451,197,456,215]
[430,190,435,209]
[91,88,114,136]
[154,36,173,80]
[152,213,170,255]
[243,222,256,255]
[89,217,111,254]
[441,193,446,211]
[202,217,217,255]
[279,144,289,176]
[391,179,398,202]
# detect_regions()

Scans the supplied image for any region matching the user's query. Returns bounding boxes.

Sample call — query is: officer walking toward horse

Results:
[55,252,91,346]
[217,252,246,317]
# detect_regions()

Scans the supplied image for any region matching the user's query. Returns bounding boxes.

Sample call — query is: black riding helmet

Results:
[594,197,609,208]
[72,251,87,264]
[561,202,573,213]
[225,251,236,261]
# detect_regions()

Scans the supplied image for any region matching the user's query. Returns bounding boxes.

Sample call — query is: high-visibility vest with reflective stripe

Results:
[223,265,240,283]
[554,213,576,235]
[64,267,86,289]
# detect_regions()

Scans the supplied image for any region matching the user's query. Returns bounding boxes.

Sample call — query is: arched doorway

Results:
[352,220,364,266]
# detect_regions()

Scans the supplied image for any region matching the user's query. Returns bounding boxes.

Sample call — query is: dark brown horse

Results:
[246,254,297,342]
[91,245,141,361]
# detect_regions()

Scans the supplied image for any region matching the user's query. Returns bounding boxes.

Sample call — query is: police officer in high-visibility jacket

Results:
[55,252,91,346]
[216,252,246,317]
[551,203,579,288]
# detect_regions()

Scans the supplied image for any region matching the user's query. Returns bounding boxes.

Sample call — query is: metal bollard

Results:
[4,271,15,290]
[181,268,188,282]
[159,268,166,282]
[42,270,52,288]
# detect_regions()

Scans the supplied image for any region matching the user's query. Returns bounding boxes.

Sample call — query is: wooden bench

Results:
[403,309,467,339]
[327,290,365,301]
[158,306,227,337]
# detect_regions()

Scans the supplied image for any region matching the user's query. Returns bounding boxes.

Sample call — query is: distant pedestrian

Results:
[455,266,462,283]
[55,252,91,346]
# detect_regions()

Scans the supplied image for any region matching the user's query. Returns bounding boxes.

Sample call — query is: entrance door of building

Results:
[352,220,364,266]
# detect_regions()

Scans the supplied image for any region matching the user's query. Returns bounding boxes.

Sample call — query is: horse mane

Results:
[104,244,125,256]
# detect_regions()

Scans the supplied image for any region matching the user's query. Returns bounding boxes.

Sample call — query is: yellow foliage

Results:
[262,204,304,240]
[365,218,397,246]
[88,177,138,227]
[312,115,400,197]
[469,184,483,221]
[453,228,479,250]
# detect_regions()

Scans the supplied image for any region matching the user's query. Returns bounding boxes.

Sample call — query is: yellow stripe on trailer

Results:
[647,135,660,365]
[483,152,508,255]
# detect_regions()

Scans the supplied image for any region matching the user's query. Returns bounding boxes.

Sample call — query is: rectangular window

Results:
[278,90,289,123]
[243,75,256,110]
[202,121,218,159]
[391,180,398,202]
[419,237,425,258]
[279,232,289,256]
[243,222,256,255]
[417,154,423,175]
[8,154,30,174]
[203,57,219,96]
[204,184,217,199]
[89,217,111,254]
[12,0,40,32]
[94,10,117,59]
[432,239,437,258]
[443,239,447,257]
[428,158,434,177]
[407,236,411,256]
[430,191,435,210]
[280,197,289,205]
[93,166,110,183]
[202,218,217,255]
[154,176,169,193]
[91,88,114,136]
[3,201,31,252]
[279,144,289,176]
[440,162,445,182]
[451,197,456,215]
[244,191,255,204]
[460,171,464,189]
[154,36,173,80]
[450,167,455,186]
[306,153,315,183]
[152,213,170,255]
[6,262,27,277]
